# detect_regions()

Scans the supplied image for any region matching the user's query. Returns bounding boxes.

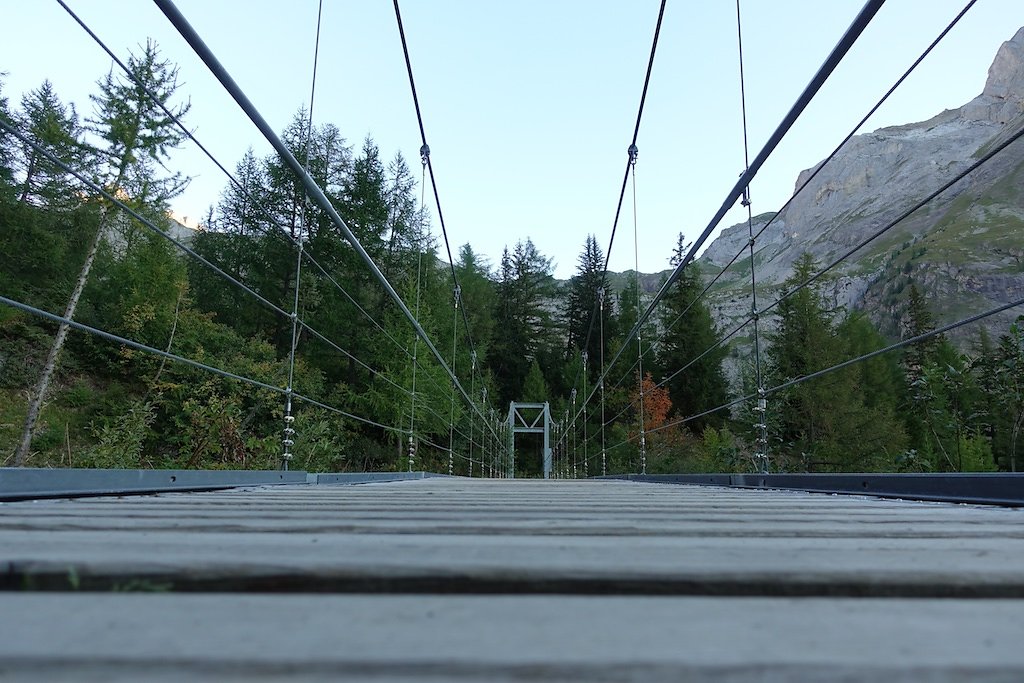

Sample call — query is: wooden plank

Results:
[1,593,1023,681]
[2,479,1024,595]
[4,479,1024,679]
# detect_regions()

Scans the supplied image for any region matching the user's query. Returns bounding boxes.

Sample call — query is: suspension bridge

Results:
[3,0,1024,679]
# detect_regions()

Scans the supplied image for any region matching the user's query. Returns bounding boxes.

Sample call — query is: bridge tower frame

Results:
[507,402,553,479]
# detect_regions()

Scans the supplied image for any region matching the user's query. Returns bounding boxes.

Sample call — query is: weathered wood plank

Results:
[2,479,1023,596]
[1,593,1023,682]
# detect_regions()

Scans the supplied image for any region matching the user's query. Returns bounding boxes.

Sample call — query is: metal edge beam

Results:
[0,468,307,502]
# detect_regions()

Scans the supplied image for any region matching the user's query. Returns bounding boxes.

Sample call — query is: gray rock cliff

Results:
[698,25,1024,352]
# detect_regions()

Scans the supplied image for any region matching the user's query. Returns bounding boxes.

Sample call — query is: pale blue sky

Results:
[2,1,1022,278]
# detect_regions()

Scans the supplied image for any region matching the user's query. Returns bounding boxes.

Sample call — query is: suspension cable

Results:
[581,0,886,421]
[734,0,768,474]
[408,150,428,471]
[155,0,500,448]
[566,0,668,406]
[56,0,442,388]
[650,295,1024,436]
[281,0,324,471]
[0,295,409,435]
[599,293,608,477]
[628,144,646,474]
[0,120,290,322]
[582,352,590,477]
[614,0,980,410]
[448,285,461,475]
[392,0,486,366]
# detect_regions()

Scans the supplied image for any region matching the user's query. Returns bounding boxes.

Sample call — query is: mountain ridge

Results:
[585,28,1024,349]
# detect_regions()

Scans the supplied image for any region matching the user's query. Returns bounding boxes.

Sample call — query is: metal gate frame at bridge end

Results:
[507,402,554,479]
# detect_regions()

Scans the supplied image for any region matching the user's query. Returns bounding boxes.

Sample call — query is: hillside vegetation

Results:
[2,36,1023,475]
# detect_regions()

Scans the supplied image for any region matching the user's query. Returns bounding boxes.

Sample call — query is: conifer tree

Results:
[454,244,495,365]
[383,152,419,278]
[522,360,548,403]
[656,233,728,430]
[14,40,190,466]
[16,80,89,207]
[487,239,555,406]
[565,235,612,369]
[767,253,906,471]
[997,321,1024,471]
[0,74,15,195]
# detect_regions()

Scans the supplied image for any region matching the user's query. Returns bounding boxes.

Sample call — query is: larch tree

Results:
[656,233,729,431]
[997,321,1024,472]
[486,239,556,406]
[0,74,17,196]
[16,80,90,208]
[14,40,190,466]
[767,253,906,471]
[565,235,612,371]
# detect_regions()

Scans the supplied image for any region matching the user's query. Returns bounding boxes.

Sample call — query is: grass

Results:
[0,375,134,468]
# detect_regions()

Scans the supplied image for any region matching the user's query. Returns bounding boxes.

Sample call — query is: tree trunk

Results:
[1011,412,1022,473]
[18,153,37,204]
[12,207,107,466]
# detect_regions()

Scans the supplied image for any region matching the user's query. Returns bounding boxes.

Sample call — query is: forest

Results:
[1,42,1023,475]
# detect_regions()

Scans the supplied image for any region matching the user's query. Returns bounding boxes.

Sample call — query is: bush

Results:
[0,316,52,389]
[81,400,156,469]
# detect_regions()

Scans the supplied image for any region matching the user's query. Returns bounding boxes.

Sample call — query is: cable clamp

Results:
[627,144,638,165]
[419,144,430,166]
[747,237,755,248]
[741,186,751,207]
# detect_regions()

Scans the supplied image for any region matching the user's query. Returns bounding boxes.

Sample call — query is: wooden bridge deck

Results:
[2,478,1024,681]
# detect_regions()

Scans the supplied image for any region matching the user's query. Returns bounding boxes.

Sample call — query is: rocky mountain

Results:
[698,26,1024,349]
